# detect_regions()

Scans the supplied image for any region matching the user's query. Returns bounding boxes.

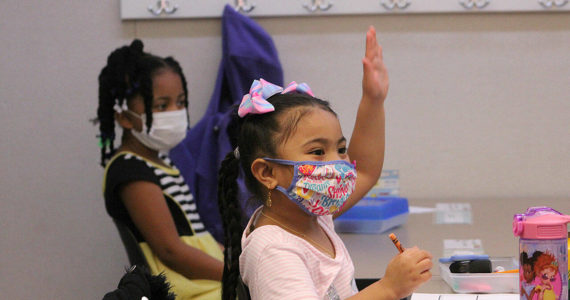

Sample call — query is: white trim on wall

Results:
[121,0,570,20]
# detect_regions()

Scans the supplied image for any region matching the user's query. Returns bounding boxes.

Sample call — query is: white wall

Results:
[0,1,568,298]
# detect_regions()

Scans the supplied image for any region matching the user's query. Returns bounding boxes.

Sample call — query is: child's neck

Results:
[118,132,167,167]
[262,204,320,234]
[261,203,335,258]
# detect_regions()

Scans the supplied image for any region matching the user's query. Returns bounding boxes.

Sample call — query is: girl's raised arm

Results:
[336,26,388,217]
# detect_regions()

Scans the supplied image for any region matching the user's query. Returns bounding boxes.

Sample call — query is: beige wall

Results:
[1,1,568,298]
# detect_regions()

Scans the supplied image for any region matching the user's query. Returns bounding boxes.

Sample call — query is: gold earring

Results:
[266,189,272,207]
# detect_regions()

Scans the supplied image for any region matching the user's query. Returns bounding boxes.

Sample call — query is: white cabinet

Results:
[121,0,570,20]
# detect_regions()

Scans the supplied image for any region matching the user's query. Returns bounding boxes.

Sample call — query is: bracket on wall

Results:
[235,0,255,13]
[303,0,333,12]
[459,0,490,10]
[538,0,568,8]
[147,0,178,16]
[380,0,411,10]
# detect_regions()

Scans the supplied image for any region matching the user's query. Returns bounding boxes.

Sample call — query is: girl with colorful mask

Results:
[96,40,223,299]
[218,27,433,300]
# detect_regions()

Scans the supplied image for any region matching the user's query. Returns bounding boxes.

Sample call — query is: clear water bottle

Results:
[513,207,569,300]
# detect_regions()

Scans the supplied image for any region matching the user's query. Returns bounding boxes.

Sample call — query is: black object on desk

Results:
[449,259,492,273]
[439,254,492,274]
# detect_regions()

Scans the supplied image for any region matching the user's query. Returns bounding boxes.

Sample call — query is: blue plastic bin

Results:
[334,197,409,234]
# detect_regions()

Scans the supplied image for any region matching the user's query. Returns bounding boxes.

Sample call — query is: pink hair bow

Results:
[238,78,315,118]
[238,79,282,117]
[282,81,314,97]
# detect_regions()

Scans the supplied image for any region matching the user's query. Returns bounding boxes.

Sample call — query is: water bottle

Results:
[513,207,569,300]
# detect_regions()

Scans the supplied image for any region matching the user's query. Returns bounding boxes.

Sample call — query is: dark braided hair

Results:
[217,92,336,300]
[96,39,189,167]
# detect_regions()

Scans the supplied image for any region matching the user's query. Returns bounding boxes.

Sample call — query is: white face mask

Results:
[128,109,188,151]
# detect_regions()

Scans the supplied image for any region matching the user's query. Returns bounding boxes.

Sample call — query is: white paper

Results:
[435,203,472,224]
[409,206,436,214]
[411,293,518,300]
[442,239,485,257]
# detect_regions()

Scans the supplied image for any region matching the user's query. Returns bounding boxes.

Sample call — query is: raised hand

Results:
[362,26,389,103]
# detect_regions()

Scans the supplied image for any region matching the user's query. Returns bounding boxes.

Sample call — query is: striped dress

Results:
[103,151,222,300]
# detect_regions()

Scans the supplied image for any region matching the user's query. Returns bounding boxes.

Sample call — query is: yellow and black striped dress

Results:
[103,151,222,300]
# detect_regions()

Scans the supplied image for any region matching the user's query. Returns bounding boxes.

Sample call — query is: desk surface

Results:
[338,197,568,293]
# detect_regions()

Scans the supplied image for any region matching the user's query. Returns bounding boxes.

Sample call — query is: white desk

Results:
[339,197,569,293]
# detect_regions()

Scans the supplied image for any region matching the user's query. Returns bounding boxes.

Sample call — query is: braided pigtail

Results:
[97,63,117,167]
[136,69,155,133]
[164,57,189,107]
[218,151,244,300]
[96,40,144,166]
[126,40,156,134]
[164,56,190,126]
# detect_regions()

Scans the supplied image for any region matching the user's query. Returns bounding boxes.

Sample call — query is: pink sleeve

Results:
[249,245,320,300]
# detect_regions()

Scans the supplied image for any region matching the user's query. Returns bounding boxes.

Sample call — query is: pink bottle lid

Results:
[512,206,570,239]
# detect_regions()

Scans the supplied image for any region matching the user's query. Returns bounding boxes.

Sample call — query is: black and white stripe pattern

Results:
[124,153,207,235]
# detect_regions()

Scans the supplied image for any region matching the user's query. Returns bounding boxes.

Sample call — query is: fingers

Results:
[410,255,433,287]
[418,270,432,283]
[363,25,385,75]
[403,246,433,263]
[362,27,380,74]
[361,25,389,102]
[401,247,433,278]
[362,57,372,78]
[365,26,378,61]
[418,257,433,274]
[384,250,432,298]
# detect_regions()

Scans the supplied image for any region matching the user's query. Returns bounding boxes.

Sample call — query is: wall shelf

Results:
[121,0,570,20]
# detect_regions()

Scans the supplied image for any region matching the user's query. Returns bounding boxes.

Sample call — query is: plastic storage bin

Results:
[439,256,519,293]
[334,197,409,234]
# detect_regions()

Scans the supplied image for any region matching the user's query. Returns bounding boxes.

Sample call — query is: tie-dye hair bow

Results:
[238,78,314,118]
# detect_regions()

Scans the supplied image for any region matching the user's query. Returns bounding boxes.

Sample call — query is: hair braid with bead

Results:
[217,152,243,300]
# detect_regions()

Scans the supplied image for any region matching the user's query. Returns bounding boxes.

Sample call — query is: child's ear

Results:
[115,112,134,130]
[251,158,279,190]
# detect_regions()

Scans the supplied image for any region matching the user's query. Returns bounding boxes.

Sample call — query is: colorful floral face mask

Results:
[264,158,357,216]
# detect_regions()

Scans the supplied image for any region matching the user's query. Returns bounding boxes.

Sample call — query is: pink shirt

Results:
[240,207,358,300]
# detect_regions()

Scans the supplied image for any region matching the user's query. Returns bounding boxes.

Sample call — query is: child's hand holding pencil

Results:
[378,233,433,299]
